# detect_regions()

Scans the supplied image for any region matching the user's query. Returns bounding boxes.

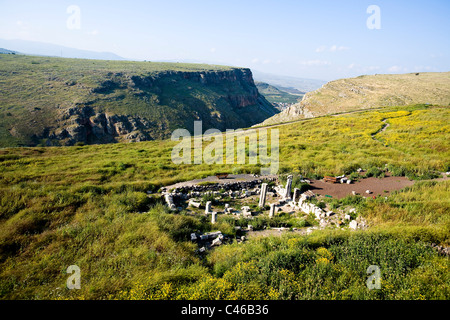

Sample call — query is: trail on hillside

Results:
[371,118,390,145]
[252,107,384,130]
[371,111,412,146]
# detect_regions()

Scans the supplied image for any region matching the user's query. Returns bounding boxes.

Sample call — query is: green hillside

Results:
[261,71,450,125]
[0,54,278,147]
[255,81,303,105]
[0,104,449,300]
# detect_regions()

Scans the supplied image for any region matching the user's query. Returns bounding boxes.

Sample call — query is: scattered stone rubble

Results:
[191,230,232,253]
[159,173,450,258]
[161,177,276,195]
[430,243,450,257]
[161,178,278,215]
[161,174,369,250]
[277,185,368,231]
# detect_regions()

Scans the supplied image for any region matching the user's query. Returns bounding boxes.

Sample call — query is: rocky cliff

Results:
[49,68,276,146]
[0,55,278,147]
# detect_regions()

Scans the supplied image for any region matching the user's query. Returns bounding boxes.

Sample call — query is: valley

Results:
[255,81,303,111]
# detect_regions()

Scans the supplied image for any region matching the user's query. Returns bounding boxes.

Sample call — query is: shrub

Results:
[201,193,216,204]
[349,171,360,180]
[364,166,384,178]
[317,201,326,209]
[387,163,409,177]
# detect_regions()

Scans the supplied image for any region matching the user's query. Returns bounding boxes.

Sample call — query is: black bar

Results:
[0,300,449,318]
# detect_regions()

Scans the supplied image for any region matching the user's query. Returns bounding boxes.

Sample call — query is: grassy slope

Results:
[262,72,450,125]
[0,54,275,147]
[0,104,449,299]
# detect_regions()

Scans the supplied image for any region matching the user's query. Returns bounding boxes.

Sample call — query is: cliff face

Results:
[51,68,277,145]
[0,55,279,147]
[128,68,262,109]
[49,105,154,145]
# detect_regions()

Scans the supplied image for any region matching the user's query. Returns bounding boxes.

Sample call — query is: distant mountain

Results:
[0,48,19,55]
[255,82,302,105]
[0,39,125,60]
[274,86,305,95]
[252,70,327,93]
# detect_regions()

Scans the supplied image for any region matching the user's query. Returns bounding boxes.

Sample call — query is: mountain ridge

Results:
[251,70,327,93]
[0,38,125,60]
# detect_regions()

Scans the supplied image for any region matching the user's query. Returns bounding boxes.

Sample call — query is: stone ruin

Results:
[161,174,367,247]
[162,177,277,196]
[191,230,236,253]
[164,194,176,211]
[258,183,268,208]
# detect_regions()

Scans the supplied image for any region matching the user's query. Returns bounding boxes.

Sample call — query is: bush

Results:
[259,248,313,276]
[364,166,384,178]
[201,193,216,204]
[349,172,361,180]
[232,166,244,174]
[317,201,326,209]
[387,163,409,177]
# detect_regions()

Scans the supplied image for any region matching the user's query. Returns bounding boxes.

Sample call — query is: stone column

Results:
[258,183,268,208]
[293,188,300,203]
[211,212,217,224]
[285,175,293,200]
[269,203,276,218]
[205,201,212,214]
[164,194,176,211]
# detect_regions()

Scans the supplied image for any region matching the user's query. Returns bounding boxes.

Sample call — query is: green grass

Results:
[0,104,449,299]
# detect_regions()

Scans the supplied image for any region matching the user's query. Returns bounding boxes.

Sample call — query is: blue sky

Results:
[0,0,449,80]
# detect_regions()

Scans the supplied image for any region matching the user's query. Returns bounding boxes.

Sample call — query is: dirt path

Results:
[371,118,390,144]
[252,107,384,130]
[380,119,390,132]
[308,173,414,199]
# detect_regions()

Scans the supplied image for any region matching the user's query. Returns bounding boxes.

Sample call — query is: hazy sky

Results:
[0,0,449,80]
